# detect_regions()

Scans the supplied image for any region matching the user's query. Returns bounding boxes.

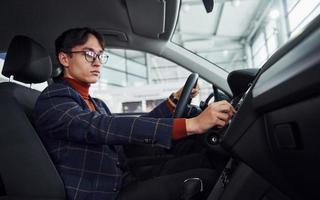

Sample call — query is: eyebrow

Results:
[82,48,104,54]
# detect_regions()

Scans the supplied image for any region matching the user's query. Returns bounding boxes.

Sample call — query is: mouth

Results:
[90,71,100,76]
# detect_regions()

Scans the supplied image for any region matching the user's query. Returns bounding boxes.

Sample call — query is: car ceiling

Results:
[0,0,179,56]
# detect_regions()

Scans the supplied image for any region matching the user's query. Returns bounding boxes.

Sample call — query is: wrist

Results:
[173,91,180,99]
[186,118,201,135]
[167,97,176,108]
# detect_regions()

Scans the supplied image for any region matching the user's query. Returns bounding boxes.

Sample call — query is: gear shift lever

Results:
[181,177,203,200]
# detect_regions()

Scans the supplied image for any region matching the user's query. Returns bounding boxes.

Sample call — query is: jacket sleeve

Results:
[33,84,172,149]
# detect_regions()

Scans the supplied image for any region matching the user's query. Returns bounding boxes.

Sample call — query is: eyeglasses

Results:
[67,50,109,64]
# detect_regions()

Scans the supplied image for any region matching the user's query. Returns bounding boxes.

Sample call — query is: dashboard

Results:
[218,16,320,199]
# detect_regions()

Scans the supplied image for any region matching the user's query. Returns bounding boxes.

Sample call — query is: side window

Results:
[90,49,213,113]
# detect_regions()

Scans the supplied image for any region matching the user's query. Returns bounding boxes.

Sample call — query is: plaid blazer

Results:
[33,79,174,200]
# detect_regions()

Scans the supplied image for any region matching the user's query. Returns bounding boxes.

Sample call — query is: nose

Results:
[92,57,101,67]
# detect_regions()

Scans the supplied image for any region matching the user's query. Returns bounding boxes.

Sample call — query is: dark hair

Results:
[55,27,105,57]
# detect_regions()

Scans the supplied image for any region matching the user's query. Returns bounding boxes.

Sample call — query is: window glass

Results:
[288,0,320,33]
[127,61,147,77]
[172,0,320,71]
[107,53,126,71]
[101,68,126,87]
[286,0,299,12]
[91,49,213,113]
[253,45,268,68]
[265,20,279,56]
[265,20,278,38]
[127,75,147,86]
[122,101,142,113]
[146,99,164,112]
[290,4,320,36]
[252,33,265,56]
[267,35,278,55]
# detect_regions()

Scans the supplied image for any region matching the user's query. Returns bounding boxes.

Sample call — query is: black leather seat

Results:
[0,35,65,200]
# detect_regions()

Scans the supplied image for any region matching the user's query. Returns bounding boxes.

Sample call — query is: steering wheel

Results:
[174,73,199,118]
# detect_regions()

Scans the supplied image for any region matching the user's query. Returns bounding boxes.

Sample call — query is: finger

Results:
[228,110,235,118]
[190,92,199,98]
[218,100,229,105]
[190,88,200,98]
[215,104,231,113]
[231,105,236,113]
[222,103,236,114]
[192,87,200,93]
[215,119,226,128]
[175,87,184,98]
[222,104,236,114]
[195,83,200,91]
[191,90,198,96]
[217,112,229,121]
[210,100,227,107]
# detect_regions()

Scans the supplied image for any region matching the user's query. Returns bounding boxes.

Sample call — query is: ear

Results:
[58,52,70,68]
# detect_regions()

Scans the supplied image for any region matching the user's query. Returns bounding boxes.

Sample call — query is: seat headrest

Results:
[2,35,52,83]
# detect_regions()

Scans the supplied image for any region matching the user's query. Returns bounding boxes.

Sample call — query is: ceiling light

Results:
[232,0,240,7]
[223,50,229,56]
[183,4,190,12]
[269,9,280,19]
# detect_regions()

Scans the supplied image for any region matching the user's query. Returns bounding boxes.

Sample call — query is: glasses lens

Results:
[99,52,109,64]
[84,51,95,63]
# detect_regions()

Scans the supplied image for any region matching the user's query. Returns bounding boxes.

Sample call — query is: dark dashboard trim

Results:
[252,26,320,112]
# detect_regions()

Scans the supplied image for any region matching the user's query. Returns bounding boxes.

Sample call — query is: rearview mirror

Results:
[227,68,259,97]
[202,0,214,13]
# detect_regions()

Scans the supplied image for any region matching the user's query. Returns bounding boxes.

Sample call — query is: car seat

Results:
[0,35,65,200]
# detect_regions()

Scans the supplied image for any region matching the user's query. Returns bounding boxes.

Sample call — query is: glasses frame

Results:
[66,50,109,64]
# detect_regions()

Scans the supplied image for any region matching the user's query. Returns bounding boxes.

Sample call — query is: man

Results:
[33,27,235,200]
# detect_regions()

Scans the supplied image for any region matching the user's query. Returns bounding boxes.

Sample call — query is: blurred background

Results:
[1,0,319,113]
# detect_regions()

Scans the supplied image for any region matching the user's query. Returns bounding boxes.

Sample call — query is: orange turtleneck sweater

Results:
[64,78,187,140]
[65,78,96,111]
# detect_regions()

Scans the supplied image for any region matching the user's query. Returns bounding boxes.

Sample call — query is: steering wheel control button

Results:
[210,135,219,145]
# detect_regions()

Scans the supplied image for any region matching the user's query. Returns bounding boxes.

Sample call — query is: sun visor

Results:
[126,0,166,38]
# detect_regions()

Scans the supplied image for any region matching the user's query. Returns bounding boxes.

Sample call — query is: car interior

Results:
[0,0,320,200]
[0,35,65,199]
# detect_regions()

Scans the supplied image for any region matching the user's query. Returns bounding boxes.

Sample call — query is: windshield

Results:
[172,0,320,72]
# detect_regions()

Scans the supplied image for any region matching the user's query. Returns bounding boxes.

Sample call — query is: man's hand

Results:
[186,100,236,135]
[174,83,200,100]
[168,83,200,108]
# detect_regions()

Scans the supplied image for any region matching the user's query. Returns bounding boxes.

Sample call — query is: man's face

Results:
[59,34,103,85]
